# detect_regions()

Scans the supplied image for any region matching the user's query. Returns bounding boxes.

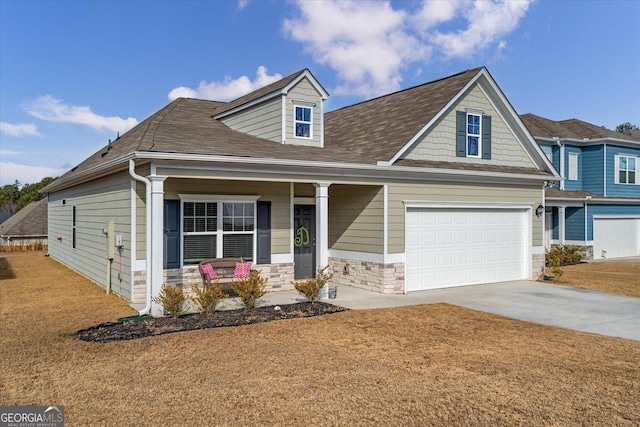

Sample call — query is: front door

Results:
[294,205,316,279]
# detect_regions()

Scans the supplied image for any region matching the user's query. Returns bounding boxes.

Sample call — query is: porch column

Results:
[314,182,331,298]
[558,206,566,245]
[150,176,167,317]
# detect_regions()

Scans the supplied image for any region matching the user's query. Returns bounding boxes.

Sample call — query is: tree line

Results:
[0,177,56,214]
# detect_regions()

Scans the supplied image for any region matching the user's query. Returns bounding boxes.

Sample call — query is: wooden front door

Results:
[294,205,316,279]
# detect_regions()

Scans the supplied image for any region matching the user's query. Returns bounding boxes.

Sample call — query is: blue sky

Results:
[1,0,639,186]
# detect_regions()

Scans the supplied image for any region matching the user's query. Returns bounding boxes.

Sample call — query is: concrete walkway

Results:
[257,281,640,341]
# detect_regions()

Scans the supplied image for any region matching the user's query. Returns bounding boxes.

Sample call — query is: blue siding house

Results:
[521,114,640,259]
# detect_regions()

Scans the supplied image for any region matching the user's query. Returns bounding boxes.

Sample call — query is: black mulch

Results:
[77,302,348,343]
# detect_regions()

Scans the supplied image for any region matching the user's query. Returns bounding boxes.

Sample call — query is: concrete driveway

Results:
[324,281,640,341]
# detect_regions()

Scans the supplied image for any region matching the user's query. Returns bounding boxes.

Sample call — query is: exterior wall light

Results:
[535,204,545,217]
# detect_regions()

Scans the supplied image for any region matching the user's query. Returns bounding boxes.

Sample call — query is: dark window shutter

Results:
[482,115,492,160]
[164,200,180,269]
[456,111,466,157]
[256,201,271,264]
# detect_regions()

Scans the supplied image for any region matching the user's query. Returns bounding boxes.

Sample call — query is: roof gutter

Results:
[128,159,152,316]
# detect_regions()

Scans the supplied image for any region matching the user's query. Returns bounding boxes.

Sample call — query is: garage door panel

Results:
[593,218,640,259]
[406,208,527,291]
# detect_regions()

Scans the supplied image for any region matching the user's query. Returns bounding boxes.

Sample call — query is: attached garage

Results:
[593,216,640,259]
[405,206,529,291]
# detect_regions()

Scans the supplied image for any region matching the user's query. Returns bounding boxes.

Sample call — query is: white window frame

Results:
[568,153,579,181]
[178,195,259,266]
[293,102,313,139]
[615,154,638,185]
[466,111,482,158]
[72,206,77,249]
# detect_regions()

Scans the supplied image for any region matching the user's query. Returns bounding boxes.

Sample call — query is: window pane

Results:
[620,170,627,184]
[295,106,304,121]
[184,235,216,264]
[223,234,253,261]
[629,157,636,171]
[296,123,310,137]
[184,203,194,217]
[207,203,217,217]
[620,156,627,170]
[468,136,479,156]
[195,202,206,216]
[195,218,206,232]
[629,171,636,184]
[183,218,194,233]
[206,218,216,232]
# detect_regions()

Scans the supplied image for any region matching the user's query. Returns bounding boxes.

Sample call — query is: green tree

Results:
[16,177,55,210]
[616,122,639,134]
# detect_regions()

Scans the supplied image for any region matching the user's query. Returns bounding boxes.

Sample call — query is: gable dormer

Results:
[214,69,328,148]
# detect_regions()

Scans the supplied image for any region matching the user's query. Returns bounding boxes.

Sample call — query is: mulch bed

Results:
[78,302,347,343]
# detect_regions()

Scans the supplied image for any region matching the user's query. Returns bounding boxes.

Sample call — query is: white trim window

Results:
[467,113,481,157]
[294,105,312,138]
[615,155,637,185]
[181,198,256,265]
[568,153,579,181]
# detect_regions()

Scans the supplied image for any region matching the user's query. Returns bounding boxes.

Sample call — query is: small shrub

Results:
[190,283,227,315]
[550,266,564,280]
[546,245,582,267]
[152,283,188,318]
[293,265,333,302]
[231,270,268,309]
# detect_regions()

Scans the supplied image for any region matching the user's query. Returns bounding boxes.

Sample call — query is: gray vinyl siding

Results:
[48,171,133,300]
[285,78,323,147]
[220,97,282,143]
[404,84,536,168]
[329,185,383,254]
[163,179,290,254]
[387,182,542,252]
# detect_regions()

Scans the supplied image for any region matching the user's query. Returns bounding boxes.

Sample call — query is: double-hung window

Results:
[616,155,637,184]
[467,113,481,157]
[72,206,77,249]
[294,105,312,138]
[568,153,579,181]
[181,197,256,265]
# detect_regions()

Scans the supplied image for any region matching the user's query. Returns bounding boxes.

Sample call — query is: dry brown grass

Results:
[1,252,639,426]
[553,261,640,297]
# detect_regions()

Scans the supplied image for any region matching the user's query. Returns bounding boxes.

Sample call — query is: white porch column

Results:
[150,176,167,317]
[314,182,331,298]
[558,206,566,246]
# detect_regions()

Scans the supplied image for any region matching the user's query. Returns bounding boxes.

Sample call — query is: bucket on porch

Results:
[328,286,338,299]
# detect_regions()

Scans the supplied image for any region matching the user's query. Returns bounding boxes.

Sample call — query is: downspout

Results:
[128,159,153,316]
[555,138,565,190]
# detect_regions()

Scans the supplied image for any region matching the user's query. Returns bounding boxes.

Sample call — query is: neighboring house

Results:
[42,67,559,316]
[521,114,640,259]
[0,212,13,225]
[0,198,48,247]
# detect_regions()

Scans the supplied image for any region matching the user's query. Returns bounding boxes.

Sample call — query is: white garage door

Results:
[593,217,640,259]
[405,208,527,291]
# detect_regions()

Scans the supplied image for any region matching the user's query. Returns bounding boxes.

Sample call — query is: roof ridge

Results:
[327,67,484,114]
[142,98,185,151]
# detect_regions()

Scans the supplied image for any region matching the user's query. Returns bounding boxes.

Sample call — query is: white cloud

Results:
[283,1,424,97]
[0,150,24,156]
[0,122,41,137]
[283,0,533,98]
[237,0,250,11]
[0,162,65,186]
[425,0,533,59]
[168,66,283,101]
[23,95,138,133]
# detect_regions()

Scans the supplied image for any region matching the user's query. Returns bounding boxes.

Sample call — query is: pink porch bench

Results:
[198,258,252,294]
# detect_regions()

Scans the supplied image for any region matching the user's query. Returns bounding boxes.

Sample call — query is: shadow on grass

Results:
[0,257,15,280]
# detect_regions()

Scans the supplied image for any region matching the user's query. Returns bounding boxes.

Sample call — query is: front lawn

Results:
[552,260,640,297]
[1,252,639,426]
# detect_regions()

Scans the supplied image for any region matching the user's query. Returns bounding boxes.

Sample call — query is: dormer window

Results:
[294,104,312,138]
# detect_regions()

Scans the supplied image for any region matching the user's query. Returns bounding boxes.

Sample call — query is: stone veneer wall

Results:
[549,244,593,261]
[329,257,405,294]
[132,263,295,302]
[531,253,545,280]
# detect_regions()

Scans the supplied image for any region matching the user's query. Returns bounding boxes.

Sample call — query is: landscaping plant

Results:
[293,265,333,302]
[546,245,582,281]
[231,270,268,309]
[152,283,188,318]
[190,283,227,315]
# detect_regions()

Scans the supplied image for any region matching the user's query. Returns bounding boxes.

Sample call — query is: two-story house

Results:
[42,67,559,317]
[521,114,640,260]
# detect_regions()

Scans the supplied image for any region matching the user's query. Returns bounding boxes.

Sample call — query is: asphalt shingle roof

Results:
[0,198,48,237]
[521,113,640,143]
